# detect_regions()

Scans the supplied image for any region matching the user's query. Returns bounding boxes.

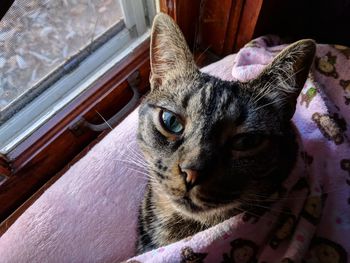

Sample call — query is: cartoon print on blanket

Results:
[315,52,339,78]
[241,211,263,224]
[311,113,346,145]
[303,237,347,263]
[269,209,297,249]
[341,159,350,176]
[339,79,350,105]
[222,238,258,263]
[334,44,350,59]
[341,159,350,205]
[180,247,208,263]
[341,159,350,193]
[127,36,350,263]
[300,87,318,108]
[301,194,327,225]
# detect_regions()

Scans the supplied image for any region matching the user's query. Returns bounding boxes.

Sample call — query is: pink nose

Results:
[179,167,199,189]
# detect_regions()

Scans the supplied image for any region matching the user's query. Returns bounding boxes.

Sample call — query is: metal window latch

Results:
[69,70,141,136]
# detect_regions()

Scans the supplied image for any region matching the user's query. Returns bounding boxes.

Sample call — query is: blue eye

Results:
[160,110,184,134]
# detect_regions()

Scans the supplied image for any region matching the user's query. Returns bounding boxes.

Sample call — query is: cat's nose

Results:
[179,166,199,190]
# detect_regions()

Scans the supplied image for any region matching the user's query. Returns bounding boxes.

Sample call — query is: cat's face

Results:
[138,14,315,221]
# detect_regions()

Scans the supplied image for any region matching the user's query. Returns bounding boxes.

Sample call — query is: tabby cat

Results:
[136,13,315,253]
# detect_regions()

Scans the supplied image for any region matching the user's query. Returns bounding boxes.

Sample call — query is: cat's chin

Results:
[173,196,206,213]
[171,195,242,224]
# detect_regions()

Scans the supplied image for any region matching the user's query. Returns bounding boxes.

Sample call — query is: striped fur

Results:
[136,13,315,253]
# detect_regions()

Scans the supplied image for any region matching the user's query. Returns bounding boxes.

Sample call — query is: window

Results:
[0,0,156,154]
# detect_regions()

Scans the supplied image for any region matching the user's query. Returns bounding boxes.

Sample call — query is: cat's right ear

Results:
[250,39,316,120]
[150,13,197,89]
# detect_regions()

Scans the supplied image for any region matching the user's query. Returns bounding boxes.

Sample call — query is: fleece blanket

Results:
[1,36,350,263]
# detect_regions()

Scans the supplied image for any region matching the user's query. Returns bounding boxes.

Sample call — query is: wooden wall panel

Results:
[197,0,263,55]
[160,0,264,57]
[234,0,263,51]
[197,0,233,55]
[160,0,201,51]
[222,0,245,54]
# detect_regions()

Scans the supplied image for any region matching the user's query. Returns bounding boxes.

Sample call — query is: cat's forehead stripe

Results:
[181,88,197,109]
[201,81,215,106]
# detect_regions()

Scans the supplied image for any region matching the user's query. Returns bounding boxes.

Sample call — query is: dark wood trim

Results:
[0,156,10,191]
[0,155,10,177]
[0,39,151,225]
[160,0,201,52]
[222,0,245,55]
[160,0,263,57]
[234,0,263,51]
[199,0,263,55]
[197,0,234,56]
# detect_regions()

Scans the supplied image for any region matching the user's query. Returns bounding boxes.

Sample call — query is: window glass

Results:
[0,0,123,118]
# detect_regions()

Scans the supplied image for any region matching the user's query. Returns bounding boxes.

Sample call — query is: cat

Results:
[136,13,315,254]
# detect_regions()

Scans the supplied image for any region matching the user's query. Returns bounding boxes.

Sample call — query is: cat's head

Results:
[138,13,315,222]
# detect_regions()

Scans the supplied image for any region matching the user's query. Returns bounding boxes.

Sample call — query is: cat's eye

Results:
[231,133,265,151]
[160,110,184,134]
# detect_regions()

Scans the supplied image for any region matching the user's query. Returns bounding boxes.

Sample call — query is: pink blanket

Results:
[0,36,349,263]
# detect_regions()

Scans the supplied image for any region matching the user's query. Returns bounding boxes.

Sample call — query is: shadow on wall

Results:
[254,0,350,46]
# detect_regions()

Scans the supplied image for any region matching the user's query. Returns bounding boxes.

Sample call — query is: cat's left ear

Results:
[251,39,316,119]
[150,13,197,89]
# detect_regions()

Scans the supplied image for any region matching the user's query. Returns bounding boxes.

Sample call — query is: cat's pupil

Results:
[161,110,183,134]
[169,116,176,125]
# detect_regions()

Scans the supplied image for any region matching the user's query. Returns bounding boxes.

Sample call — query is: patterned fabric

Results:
[127,36,350,263]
